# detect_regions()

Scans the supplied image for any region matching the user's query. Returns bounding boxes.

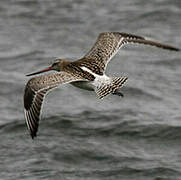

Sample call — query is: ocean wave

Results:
[1,107,181,141]
[0,120,25,135]
[0,50,44,61]
[59,166,181,178]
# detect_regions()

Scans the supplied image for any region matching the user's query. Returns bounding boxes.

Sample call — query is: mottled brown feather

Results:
[83,32,179,74]
[24,32,179,138]
[24,71,86,139]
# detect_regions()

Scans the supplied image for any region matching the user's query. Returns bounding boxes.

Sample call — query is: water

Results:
[0,0,181,179]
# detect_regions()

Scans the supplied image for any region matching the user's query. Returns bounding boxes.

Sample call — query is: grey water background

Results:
[0,0,181,179]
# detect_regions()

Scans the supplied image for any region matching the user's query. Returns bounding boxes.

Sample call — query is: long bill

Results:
[26,66,52,76]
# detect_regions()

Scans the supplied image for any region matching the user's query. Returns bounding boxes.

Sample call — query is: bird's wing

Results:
[24,71,86,139]
[84,32,179,73]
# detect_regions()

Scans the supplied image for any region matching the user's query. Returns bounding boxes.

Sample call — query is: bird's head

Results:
[26,59,65,76]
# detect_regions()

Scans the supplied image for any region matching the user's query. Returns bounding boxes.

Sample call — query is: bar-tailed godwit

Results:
[24,32,179,138]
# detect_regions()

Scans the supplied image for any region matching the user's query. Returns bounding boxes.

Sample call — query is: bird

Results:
[24,32,179,139]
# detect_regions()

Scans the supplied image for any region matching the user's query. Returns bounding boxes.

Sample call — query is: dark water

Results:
[0,0,181,179]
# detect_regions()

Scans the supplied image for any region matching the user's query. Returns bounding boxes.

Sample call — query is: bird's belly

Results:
[71,81,94,91]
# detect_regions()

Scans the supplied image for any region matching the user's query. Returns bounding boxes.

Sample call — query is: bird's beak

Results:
[26,66,52,76]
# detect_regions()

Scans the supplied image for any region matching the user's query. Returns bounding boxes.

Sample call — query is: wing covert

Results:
[24,72,86,139]
[84,32,179,73]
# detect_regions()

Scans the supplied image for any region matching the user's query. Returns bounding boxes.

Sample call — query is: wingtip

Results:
[30,132,37,139]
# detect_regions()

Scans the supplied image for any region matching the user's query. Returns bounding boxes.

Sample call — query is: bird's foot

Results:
[112,91,124,97]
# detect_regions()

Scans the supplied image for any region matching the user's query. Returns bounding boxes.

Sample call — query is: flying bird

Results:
[24,32,179,139]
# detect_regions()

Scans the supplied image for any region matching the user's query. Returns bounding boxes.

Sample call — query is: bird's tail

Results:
[95,77,128,99]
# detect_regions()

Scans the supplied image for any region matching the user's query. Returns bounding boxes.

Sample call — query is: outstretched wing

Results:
[84,32,179,73]
[24,72,86,139]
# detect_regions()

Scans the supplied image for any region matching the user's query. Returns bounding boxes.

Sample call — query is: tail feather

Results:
[95,77,128,99]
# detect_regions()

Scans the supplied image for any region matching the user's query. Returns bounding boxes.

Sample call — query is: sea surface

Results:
[0,0,181,179]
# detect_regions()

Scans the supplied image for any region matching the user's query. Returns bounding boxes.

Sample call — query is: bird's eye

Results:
[52,62,57,67]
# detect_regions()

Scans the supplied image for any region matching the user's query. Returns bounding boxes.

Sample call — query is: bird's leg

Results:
[112,89,124,97]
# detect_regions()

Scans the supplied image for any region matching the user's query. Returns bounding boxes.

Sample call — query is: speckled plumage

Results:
[24,32,179,138]
[95,77,128,99]
[24,72,87,138]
